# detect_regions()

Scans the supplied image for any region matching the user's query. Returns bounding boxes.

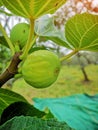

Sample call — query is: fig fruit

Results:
[10,23,30,48]
[22,50,60,88]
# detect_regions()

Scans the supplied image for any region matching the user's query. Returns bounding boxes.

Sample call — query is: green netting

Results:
[33,94,98,130]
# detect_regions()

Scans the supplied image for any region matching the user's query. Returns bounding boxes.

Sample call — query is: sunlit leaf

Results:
[65,13,98,52]
[35,14,71,48]
[2,0,66,19]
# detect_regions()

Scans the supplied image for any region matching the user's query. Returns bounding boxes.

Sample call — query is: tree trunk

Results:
[81,66,90,82]
[77,53,90,82]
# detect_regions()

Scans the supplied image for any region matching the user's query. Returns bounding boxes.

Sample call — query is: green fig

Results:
[10,23,30,48]
[22,50,61,88]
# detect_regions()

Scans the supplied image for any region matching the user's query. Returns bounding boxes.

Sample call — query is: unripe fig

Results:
[10,23,30,48]
[22,50,60,88]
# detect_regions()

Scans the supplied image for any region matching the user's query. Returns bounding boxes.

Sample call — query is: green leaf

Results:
[65,13,98,52]
[0,101,45,125]
[35,14,71,48]
[2,0,66,19]
[0,9,13,16]
[0,116,73,130]
[29,46,47,53]
[0,0,3,7]
[0,36,9,48]
[0,88,27,115]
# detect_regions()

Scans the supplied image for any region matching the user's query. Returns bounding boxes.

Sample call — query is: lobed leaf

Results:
[0,36,9,48]
[34,14,71,48]
[2,0,66,19]
[0,9,13,16]
[0,88,27,115]
[65,13,98,52]
[0,116,74,130]
[0,101,45,125]
[0,0,3,7]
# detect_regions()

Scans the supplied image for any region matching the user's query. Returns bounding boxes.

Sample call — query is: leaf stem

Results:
[60,50,78,62]
[20,18,36,59]
[0,23,15,55]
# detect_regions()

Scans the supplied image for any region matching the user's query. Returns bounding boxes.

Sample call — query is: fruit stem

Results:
[20,18,36,59]
[60,50,78,62]
[0,23,15,55]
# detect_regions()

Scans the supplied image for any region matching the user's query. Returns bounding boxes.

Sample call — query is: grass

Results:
[12,64,98,102]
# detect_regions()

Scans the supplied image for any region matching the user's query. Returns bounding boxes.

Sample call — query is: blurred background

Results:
[0,0,98,102]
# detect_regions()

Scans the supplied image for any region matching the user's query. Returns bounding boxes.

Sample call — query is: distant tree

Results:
[54,0,98,28]
[77,53,90,82]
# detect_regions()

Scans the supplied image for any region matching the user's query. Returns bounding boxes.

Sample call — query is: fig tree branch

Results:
[0,52,21,87]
